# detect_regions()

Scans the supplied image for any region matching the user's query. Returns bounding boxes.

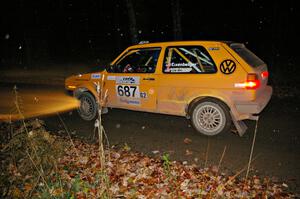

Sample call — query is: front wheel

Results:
[191,99,231,136]
[77,92,97,121]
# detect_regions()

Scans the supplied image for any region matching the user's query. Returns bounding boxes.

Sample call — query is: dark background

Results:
[0,0,297,84]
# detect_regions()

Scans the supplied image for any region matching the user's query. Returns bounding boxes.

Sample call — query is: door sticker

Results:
[148,89,154,95]
[220,60,236,74]
[107,76,116,80]
[140,92,147,98]
[115,76,145,105]
[116,76,140,84]
[169,68,193,73]
[119,98,140,105]
[116,85,140,98]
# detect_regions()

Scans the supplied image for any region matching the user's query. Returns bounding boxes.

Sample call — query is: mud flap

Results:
[230,111,248,136]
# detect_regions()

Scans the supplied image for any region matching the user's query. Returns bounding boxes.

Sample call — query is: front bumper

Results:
[65,89,74,97]
[235,86,273,114]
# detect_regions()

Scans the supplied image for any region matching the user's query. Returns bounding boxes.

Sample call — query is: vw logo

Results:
[220,60,236,74]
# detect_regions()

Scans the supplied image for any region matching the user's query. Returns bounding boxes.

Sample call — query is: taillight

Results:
[234,73,260,89]
[261,71,269,79]
[246,74,260,89]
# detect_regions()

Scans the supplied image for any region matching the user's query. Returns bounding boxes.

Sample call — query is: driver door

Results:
[104,47,161,112]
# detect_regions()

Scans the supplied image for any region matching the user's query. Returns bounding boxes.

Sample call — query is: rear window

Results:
[230,43,265,68]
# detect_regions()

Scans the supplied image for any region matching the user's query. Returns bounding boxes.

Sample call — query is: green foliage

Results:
[162,153,171,177]
[123,143,131,151]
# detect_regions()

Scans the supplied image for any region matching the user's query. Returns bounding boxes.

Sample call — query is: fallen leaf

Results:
[185,149,193,156]
[184,138,192,144]
[80,156,89,165]
[152,150,160,154]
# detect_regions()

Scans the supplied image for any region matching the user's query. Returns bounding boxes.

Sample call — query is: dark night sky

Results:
[0,0,297,80]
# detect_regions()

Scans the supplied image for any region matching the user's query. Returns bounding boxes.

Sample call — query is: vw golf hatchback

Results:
[65,41,272,136]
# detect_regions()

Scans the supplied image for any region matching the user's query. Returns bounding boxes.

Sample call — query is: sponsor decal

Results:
[119,98,140,105]
[116,76,140,84]
[148,89,154,95]
[167,68,193,73]
[170,63,197,67]
[91,73,101,79]
[165,62,201,73]
[208,47,220,51]
[140,92,147,98]
[220,60,236,74]
[107,76,116,80]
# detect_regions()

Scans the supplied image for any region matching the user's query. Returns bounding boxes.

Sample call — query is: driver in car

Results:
[123,64,134,73]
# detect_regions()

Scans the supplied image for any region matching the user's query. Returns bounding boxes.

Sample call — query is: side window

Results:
[108,48,161,73]
[163,46,216,74]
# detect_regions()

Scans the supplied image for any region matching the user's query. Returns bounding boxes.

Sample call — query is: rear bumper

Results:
[235,86,273,114]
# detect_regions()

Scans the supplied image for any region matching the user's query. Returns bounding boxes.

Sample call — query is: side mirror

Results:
[106,65,115,73]
[99,65,106,72]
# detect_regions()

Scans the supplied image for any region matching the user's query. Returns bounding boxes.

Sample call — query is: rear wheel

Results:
[77,92,97,121]
[190,99,231,136]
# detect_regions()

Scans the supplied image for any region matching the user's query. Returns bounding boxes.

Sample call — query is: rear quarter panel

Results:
[155,42,251,116]
[222,43,269,100]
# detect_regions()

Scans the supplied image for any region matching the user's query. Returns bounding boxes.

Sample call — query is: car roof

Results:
[128,40,233,49]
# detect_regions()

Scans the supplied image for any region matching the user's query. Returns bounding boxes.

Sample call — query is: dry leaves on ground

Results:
[1,133,295,198]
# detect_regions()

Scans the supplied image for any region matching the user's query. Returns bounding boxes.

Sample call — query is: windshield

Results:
[230,43,265,68]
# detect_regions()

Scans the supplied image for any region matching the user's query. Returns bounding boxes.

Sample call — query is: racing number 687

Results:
[117,85,138,97]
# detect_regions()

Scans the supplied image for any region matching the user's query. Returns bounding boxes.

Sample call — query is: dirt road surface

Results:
[1,83,299,193]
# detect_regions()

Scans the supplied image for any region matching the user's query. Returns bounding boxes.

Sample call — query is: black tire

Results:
[190,98,232,136]
[77,92,97,121]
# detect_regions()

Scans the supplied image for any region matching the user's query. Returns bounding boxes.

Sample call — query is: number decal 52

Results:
[116,85,140,98]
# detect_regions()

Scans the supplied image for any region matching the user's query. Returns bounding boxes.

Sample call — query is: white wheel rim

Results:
[194,104,225,134]
[80,96,94,116]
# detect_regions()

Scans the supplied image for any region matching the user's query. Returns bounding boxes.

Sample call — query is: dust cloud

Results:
[0,86,79,121]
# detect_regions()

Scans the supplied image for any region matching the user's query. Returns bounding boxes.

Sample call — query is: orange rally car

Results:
[65,41,272,136]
